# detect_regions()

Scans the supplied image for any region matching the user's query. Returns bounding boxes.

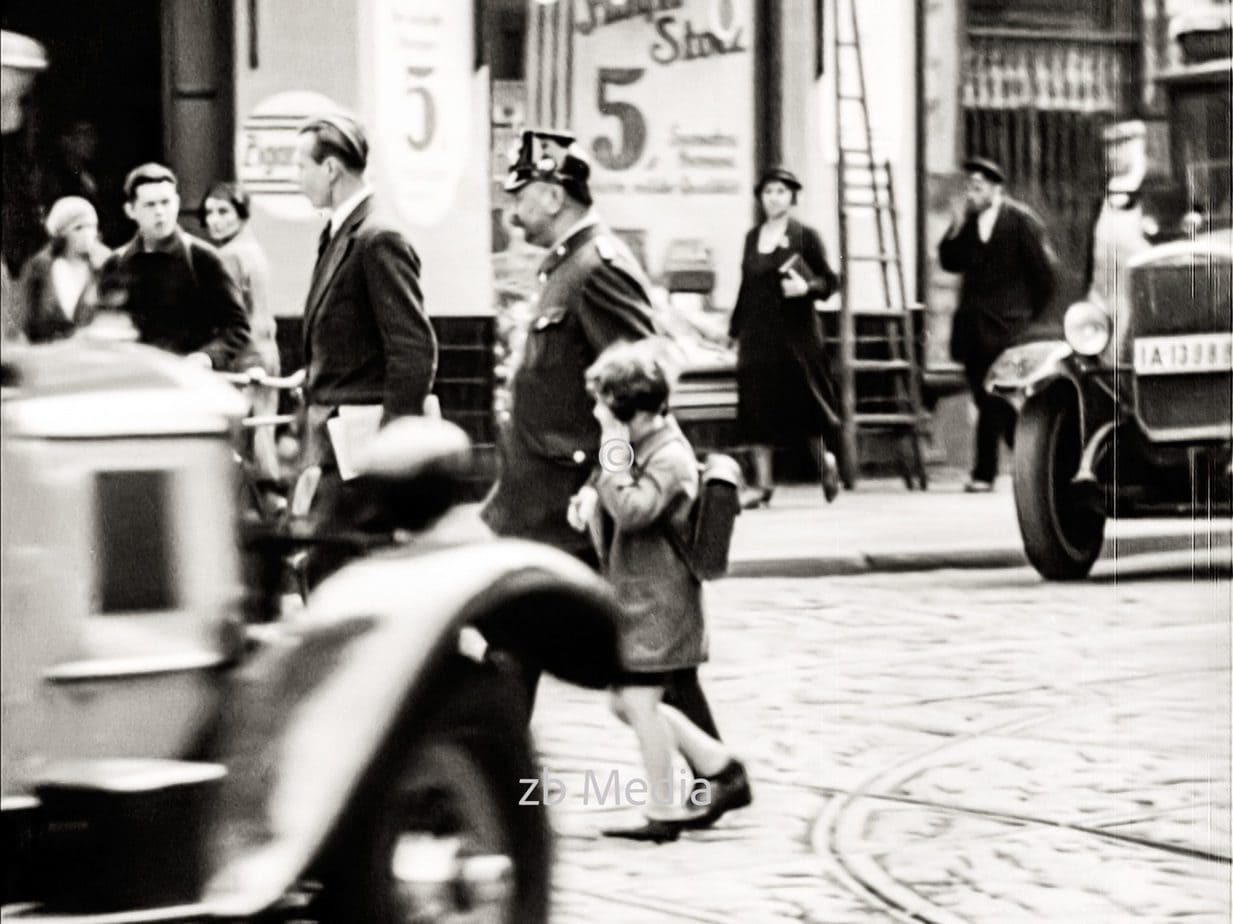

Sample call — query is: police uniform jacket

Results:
[939,196,1056,370]
[482,220,657,555]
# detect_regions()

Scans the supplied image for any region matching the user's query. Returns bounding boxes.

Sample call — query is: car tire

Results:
[315,658,549,923]
[1013,386,1106,580]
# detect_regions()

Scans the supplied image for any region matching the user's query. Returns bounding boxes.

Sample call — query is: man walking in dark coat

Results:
[101,163,250,370]
[940,157,1056,491]
[482,131,732,765]
[292,112,438,585]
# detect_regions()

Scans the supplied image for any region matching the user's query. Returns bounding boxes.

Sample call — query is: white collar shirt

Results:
[977,196,1002,243]
[547,210,600,255]
[329,185,374,237]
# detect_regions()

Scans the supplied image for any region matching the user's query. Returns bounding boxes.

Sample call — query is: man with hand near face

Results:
[482,129,658,559]
[100,163,250,371]
[481,131,734,779]
[940,157,1057,493]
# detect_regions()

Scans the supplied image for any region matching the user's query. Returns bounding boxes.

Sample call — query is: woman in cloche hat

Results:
[17,196,110,342]
[728,167,843,507]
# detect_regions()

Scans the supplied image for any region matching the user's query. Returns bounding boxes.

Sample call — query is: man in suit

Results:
[293,113,437,582]
[101,163,250,370]
[940,157,1057,492]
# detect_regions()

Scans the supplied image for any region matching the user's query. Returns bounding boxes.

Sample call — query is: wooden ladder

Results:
[833,0,928,490]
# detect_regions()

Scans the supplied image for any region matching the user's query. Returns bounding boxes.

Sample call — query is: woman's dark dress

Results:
[729,218,841,446]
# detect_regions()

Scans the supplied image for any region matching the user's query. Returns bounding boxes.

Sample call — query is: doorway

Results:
[3,0,163,248]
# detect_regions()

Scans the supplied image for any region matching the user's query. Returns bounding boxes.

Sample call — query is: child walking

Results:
[568,340,751,842]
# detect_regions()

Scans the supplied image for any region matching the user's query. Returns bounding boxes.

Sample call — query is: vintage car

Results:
[0,335,624,921]
[987,12,1231,580]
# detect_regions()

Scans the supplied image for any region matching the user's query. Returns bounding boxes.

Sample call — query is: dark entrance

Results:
[2,0,163,248]
[3,0,234,251]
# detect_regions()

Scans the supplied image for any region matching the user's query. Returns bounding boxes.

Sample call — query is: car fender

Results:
[202,539,622,917]
[984,341,1078,414]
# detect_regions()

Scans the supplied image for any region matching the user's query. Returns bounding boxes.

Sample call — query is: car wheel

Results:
[1013,386,1106,580]
[316,661,549,923]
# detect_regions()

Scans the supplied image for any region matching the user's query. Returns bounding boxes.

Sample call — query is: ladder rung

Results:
[854,413,923,427]
[838,93,865,101]
[846,254,899,263]
[852,359,912,372]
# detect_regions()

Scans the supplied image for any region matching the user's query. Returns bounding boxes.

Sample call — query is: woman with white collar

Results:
[728,167,842,508]
[19,196,109,343]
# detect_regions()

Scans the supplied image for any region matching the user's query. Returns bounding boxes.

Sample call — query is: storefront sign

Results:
[571,0,756,305]
[368,0,472,228]
[237,90,343,221]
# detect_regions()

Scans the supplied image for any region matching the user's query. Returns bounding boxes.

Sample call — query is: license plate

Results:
[1133,333,1233,375]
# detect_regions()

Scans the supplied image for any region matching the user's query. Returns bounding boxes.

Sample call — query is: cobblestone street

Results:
[533,557,1232,922]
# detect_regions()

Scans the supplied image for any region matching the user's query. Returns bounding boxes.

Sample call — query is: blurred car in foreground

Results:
[1,335,624,922]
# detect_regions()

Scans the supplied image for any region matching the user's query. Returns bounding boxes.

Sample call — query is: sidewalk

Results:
[728,474,1233,578]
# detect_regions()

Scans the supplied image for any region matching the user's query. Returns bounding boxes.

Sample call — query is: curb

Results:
[728,530,1231,579]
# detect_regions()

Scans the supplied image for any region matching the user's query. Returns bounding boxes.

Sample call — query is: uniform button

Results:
[572,450,587,464]
[556,246,567,256]
[537,272,547,282]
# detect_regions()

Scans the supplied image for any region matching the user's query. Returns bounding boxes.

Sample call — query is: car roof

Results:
[2,338,246,438]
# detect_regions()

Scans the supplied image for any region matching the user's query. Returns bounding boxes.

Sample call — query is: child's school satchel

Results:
[664,453,743,580]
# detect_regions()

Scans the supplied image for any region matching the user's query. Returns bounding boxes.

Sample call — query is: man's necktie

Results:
[316,224,331,262]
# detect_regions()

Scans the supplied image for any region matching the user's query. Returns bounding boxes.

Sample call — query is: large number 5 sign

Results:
[592,68,646,171]
[405,66,436,151]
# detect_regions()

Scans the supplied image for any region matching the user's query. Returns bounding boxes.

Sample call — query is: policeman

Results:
[481,129,657,559]
[480,130,656,705]
[482,131,732,757]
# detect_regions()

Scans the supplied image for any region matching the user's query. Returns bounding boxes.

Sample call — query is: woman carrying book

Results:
[728,167,842,507]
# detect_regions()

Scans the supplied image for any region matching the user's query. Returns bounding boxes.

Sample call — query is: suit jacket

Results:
[302,195,437,422]
[481,220,657,554]
[939,197,1056,367]
[101,230,250,369]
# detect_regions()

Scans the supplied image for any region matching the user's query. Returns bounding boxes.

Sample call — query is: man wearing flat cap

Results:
[2,30,49,343]
[940,156,1057,492]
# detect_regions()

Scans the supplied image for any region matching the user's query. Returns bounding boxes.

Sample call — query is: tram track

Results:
[808,671,1230,924]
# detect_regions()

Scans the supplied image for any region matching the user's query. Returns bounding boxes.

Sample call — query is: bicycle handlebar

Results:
[218,370,305,390]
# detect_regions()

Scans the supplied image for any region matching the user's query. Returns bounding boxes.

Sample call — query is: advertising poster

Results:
[569,0,758,308]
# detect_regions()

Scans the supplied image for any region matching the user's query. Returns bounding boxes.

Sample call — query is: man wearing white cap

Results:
[1,29,49,344]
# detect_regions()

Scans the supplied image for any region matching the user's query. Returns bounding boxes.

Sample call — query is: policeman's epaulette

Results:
[594,235,616,262]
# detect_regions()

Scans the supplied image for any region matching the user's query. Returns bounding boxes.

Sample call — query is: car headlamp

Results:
[1063,301,1111,357]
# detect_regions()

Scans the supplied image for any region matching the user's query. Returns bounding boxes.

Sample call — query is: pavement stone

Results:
[534,564,1232,922]
[727,480,1232,578]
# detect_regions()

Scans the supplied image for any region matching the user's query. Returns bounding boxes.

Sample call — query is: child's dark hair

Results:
[585,339,674,423]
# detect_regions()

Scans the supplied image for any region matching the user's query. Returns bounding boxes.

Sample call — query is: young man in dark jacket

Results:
[101,163,250,370]
[940,157,1057,491]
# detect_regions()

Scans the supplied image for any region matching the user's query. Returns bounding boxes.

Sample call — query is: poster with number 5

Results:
[570,0,758,308]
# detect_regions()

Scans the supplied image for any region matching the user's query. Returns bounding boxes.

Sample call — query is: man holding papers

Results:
[292,112,438,583]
